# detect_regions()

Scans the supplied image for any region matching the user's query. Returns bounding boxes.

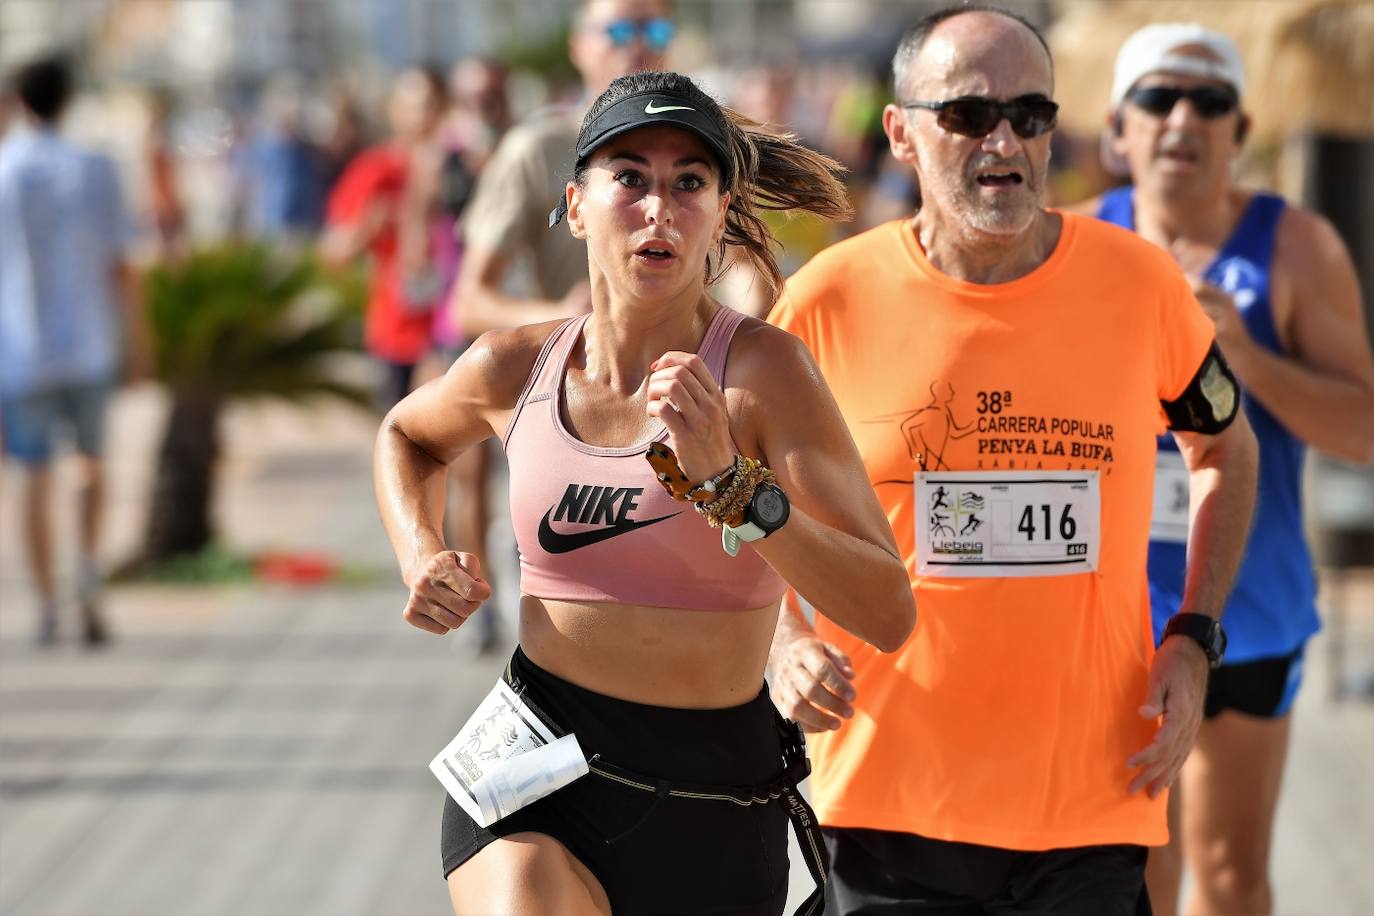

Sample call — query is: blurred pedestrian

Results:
[445,57,511,173]
[768,7,1258,913]
[236,76,328,240]
[320,66,447,411]
[377,68,908,915]
[451,0,675,339]
[0,87,14,138]
[1079,24,1374,916]
[143,90,186,260]
[402,58,514,653]
[423,58,513,362]
[318,85,367,195]
[0,55,146,646]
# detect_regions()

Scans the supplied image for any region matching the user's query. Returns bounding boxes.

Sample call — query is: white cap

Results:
[1110,24,1245,109]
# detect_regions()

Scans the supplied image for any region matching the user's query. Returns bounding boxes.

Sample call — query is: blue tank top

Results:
[1097,188,1319,663]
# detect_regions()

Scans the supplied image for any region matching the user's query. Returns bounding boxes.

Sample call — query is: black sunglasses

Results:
[1127,85,1238,119]
[901,95,1058,139]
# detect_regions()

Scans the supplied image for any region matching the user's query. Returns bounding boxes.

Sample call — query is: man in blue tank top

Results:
[1073,23,1374,916]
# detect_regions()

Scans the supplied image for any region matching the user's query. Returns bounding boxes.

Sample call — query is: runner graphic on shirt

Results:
[901,381,976,470]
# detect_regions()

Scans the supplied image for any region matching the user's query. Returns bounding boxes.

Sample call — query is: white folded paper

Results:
[430,680,589,827]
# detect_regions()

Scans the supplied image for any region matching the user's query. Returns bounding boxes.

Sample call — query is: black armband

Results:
[1162,343,1240,433]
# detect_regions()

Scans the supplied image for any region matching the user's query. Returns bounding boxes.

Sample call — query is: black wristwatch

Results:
[721,483,790,557]
[1162,613,1227,668]
[741,482,790,537]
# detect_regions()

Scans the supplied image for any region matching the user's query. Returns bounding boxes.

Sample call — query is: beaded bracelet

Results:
[687,456,742,502]
[644,443,773,528]
[696,458,773,529]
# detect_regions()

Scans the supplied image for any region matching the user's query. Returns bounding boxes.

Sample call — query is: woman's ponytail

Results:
[715,110,852,301]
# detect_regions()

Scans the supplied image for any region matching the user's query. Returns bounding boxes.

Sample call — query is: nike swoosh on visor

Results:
[644,101,695,114]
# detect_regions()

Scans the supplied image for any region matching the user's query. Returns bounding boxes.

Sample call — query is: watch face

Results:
[753,486,788,527]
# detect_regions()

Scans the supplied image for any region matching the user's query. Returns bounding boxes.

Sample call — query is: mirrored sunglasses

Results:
[604,17,676,52]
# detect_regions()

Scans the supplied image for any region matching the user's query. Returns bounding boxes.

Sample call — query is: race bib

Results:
[1150,450,1190,544]
[430,679,589,827]
[916,471,1100,577]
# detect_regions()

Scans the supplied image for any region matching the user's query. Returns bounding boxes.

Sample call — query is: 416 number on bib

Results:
[1016,502,1078,543]
[916,471,1100,578]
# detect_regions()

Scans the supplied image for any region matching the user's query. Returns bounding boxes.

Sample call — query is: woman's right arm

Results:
[373,325,551,634]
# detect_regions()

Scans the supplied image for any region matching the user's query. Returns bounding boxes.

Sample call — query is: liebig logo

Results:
[538,484,679,554]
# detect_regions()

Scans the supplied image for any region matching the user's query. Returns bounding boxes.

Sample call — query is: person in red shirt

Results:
[322,66,446,410]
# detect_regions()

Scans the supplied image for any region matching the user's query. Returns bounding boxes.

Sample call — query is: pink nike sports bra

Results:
[502,308,787,611]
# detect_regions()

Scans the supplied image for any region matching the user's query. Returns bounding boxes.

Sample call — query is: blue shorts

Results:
[1,383,112,463]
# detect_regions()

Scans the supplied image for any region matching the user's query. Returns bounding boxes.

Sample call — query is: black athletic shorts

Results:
[441,646,795,915]
[822,826,1151,916]
[1203,647,1305,719]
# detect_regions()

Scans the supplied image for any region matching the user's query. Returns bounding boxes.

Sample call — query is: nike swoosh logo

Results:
[537,509,681,554]
[645,101,695,114]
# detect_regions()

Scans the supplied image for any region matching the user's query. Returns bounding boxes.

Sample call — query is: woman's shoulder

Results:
[724,315,821,394]
[721,313,839,457]
[459,319,571,410]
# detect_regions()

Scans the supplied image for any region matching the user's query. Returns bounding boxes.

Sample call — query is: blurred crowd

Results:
[0,0,1363,650]
[2,0,1041,653]
[0,0,1118,412]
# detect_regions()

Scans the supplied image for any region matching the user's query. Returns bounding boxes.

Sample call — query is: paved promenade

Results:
[1,389,1371,915]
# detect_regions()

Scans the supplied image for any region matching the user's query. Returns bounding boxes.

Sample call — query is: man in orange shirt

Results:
[768,6,1258,913]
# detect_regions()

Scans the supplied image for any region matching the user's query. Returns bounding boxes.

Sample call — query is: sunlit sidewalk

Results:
[0,389,506,915]
[1,390,1371,915]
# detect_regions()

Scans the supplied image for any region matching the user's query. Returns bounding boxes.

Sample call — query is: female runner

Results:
[376,70,915,916]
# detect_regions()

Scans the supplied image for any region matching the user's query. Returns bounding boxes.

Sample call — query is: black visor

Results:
[549,88,734,228]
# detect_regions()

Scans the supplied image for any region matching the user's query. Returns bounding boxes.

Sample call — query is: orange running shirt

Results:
[770,215,1215,850]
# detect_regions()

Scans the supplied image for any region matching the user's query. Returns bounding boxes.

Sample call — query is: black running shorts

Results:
[822,826,1151,916]
[441,646,794,915]
[1203,646,1305,719]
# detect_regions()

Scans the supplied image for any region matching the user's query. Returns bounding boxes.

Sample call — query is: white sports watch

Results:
[722,483,791,557]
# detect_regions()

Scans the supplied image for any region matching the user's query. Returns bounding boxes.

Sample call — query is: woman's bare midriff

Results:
[516,595,781,709]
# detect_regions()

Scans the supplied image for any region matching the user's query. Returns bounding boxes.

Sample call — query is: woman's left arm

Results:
[647,321,914,651]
